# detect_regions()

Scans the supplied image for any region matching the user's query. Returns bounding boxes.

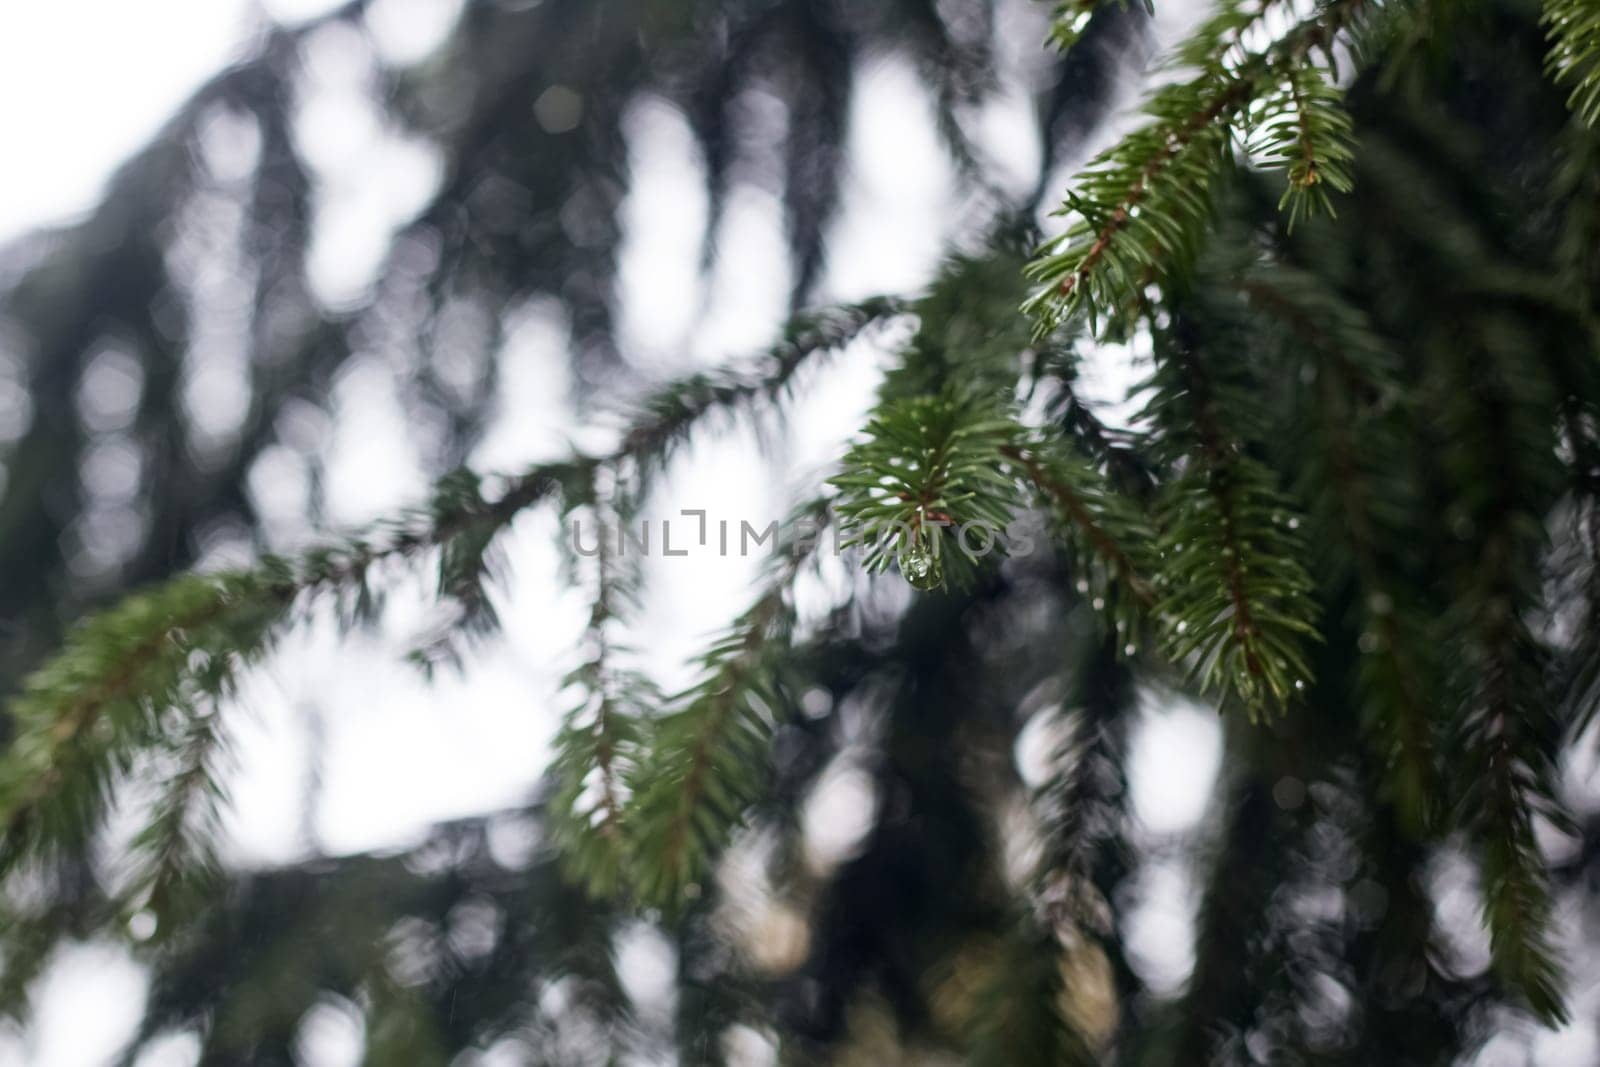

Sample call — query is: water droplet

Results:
[1124,643,1137,656]
[1092,596,1106,611]
[1294,679,1305,692]
[901,545,944,591]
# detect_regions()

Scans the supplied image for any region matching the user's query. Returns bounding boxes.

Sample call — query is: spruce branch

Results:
[1004,441,1159,641]
[0,293,899,901]
[623,500,828,910]
[124,700,234,931]
[1025,0,1373,331]
[1545,126,1600,737]
[1031,343,1159,493]
[1028,647,1134,906]
[1423,303,1571,1022]
[881,238,1042,401]
[831,392,1023,592]
[1454,550,1571,1024]
[1023,71,1251,333]
[404,469,515,674]
[0,453,579,880]
[1142,319,1320,716]
[1250,62,1356,226]
[1048,0,1154,54]
[1154,461,1318,715]
[619,295,904,478]
[0,573,287,882]
[978,638,1138,1067]
[1239,268,1436,829]
[1545,0,1600,126]
[548,465,651,898]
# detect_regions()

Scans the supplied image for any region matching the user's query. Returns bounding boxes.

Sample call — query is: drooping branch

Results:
[623,499,829,909]
[0,295,898,893]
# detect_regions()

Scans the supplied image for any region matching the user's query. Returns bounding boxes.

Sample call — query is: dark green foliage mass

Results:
[2,0,1600,1063]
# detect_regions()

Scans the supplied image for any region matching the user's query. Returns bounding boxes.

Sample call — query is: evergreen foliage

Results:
[831,392,1021,592]
[622,513,807,910]
[0,0,1598,1061]
[1547,0,1600,125]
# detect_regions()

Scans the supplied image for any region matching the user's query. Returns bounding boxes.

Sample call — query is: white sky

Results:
[0,3,252,242]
